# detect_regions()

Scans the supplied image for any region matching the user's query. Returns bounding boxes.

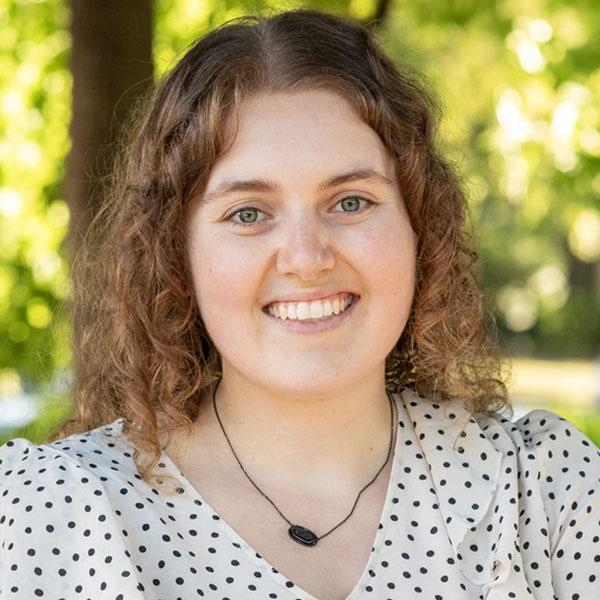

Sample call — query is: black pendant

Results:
[288,525,318,547]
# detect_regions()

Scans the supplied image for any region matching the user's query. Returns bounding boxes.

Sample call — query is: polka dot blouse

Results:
[1,389,599,599]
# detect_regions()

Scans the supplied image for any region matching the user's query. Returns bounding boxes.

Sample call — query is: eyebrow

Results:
[202,167,395,205]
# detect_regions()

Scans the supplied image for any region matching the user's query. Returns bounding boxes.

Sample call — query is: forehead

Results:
[206,89,395,187]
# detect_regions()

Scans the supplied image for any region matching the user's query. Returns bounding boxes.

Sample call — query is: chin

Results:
[257,364,371,399]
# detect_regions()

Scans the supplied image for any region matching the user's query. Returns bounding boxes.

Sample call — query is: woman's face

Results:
[186,89,417,397]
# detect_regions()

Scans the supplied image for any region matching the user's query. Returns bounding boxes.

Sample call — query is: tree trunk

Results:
[368,0,392,28]
[66,0,153,256]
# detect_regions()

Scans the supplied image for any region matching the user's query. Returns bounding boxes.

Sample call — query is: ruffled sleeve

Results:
[515,409,600,599]
[0,436,146,599]
[403,388,600,599]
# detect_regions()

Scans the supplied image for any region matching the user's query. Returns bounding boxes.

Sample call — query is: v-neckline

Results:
[155,391,404,600]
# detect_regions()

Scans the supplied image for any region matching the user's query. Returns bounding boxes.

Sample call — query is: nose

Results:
[276,218,335,280]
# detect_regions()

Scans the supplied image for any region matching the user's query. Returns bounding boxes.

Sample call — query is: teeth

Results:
[332,298,340,315]
[297,302,310,319]
[310,301,324,319]
[267,294,355,321]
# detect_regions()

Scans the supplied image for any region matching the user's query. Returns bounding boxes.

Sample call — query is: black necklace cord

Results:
[211,379,397,546]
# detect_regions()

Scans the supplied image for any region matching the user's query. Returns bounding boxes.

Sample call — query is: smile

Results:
[265,293,357,322]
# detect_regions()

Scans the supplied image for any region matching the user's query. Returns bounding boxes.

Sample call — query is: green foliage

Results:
[380,1,600,357]
[0,0,71,401]
[0,390,72,446]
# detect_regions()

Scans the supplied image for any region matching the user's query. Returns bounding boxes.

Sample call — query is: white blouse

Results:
[0,388,598,599]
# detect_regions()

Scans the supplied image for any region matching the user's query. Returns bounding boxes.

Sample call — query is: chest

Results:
[175,458,392,600]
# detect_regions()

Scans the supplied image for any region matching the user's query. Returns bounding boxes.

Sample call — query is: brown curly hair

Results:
[46,9,511,494]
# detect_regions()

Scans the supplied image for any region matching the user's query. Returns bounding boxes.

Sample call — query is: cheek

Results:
[188,237,262,323]
[367,224,417,347]
[351,216,417,298]
[189,252,247,356]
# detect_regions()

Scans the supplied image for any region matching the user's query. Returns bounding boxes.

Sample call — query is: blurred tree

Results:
[67,0,153,252]
[377,0,600,357]
[0,0,71,399]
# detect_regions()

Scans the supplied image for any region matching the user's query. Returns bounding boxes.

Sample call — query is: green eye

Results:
[237,208,259,223]
[337,196,372,213]
[228,206,265,227]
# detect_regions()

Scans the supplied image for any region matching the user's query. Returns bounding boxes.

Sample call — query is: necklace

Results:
[212,382,397,548]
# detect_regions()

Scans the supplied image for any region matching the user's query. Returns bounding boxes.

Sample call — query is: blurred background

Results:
[1,0,599,445]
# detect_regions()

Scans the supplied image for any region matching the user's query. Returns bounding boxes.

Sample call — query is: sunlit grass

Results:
[509,357,598,407]
[510,357,600,446]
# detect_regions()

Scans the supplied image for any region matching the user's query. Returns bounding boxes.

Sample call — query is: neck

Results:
[200,370,396,498]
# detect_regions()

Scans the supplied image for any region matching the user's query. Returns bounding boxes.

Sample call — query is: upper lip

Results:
[262,291,359,307]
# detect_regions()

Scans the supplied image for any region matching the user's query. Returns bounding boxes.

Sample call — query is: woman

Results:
[1,9,598,600]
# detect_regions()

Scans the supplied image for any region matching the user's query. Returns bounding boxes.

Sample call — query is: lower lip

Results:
[263,297,360,333]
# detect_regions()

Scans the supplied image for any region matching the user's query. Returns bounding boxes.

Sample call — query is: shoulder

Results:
[513,407,598,452]
[476,407,600,495]
[0,419,150,597]
[478,407,600,542]
[0,418,137,517]
[0,417,135,479]
[401,389,599,532]
[479,407,599,475]
[398,389,599,476]
[400,390,600,591]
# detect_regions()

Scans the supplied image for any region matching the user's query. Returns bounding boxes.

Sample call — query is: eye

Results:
[227,206,267,227]
[333,196,374,213]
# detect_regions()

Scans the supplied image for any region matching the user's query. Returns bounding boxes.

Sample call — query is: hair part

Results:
[46,9,511,495]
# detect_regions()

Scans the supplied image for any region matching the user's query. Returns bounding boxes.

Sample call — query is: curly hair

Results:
[46,9,511,494]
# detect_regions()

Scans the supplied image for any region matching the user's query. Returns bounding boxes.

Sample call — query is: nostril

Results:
[275,237,335,277]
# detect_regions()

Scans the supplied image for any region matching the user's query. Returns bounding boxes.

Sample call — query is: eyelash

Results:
[226,196,375,228]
